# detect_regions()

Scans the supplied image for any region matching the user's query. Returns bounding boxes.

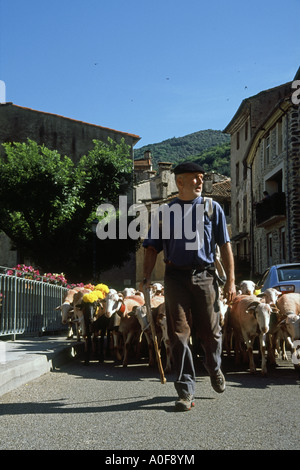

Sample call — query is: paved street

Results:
[0,350,299,453]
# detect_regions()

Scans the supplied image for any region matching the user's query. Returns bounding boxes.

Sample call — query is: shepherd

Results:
[141,162,236,411]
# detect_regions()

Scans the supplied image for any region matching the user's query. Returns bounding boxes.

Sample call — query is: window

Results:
[243,161,247,180]
[277,265,300,282]
[255,241,262,274]
[243,195,247,222]
[221,202,231,217]
[279,227,286,263]
[236,162,239,186]
[265,168,283,195]
[243,239,248,260]
[236,131,240,150]
[277,119,282,154]
[264,134,270,166]
[236,201,239,229]
[244,120,248,141]
[258,268,270,288]
[267,233,273,266]
[259,238,262,274]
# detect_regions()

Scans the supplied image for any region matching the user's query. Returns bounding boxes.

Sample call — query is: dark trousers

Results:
[164,265,222,398]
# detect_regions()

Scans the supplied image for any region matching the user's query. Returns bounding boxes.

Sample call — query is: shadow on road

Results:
[0,394,186,416]
[221,353,300,389]
[59,348,300,390]
[0,352,299,419]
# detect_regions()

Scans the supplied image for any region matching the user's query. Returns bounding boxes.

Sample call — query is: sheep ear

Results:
[246,301,260,314]
[271,307,280,313]
[246,307,254,313]
[248,301,260,309]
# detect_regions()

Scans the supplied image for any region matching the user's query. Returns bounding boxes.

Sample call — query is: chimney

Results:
[158,162,173,199]
[144,150,152,170]
[203,174,213,194]
[158,162,173,174]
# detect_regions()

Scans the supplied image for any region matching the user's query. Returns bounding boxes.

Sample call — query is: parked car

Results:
[258,263,300,294]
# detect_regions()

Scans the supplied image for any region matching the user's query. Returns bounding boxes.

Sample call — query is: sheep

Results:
[268,293,300,362]
[239,280,256,295]
[259,288,281,306]
[227,295,278,375]
[276,293,300,316]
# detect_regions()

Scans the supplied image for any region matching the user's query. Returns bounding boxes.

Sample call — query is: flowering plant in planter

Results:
[43,272,68,286]
[6,265,68,286]
[6,266,111,292]
[6,264,41,280]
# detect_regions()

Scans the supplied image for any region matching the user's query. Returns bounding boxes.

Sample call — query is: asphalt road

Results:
[0,352,299,453]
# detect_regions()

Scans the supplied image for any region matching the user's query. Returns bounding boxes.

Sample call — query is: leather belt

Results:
[165,260,214,274]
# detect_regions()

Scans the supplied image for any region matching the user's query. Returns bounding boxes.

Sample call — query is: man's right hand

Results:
[139,277,151,292]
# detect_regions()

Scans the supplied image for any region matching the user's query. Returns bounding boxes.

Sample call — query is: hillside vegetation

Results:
[134,129,231,176]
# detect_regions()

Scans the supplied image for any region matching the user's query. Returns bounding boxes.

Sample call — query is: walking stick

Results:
[143,285,167,384]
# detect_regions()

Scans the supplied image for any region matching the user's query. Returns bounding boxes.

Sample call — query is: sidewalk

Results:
[0,335,84,397]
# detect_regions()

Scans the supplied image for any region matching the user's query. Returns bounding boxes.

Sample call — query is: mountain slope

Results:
[134,129,230,173]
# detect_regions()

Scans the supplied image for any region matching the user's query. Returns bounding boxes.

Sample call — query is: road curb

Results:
[0,340,84,397]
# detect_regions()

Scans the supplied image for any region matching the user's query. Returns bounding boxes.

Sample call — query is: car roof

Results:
[271,263,300,269]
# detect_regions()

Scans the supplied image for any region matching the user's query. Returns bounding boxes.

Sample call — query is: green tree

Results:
[0,138,136,282]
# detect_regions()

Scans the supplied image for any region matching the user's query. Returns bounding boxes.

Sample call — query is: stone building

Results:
[134,150,156,182]
[0,102,140,268]
[224,69,300,279]
[0,103,140,163]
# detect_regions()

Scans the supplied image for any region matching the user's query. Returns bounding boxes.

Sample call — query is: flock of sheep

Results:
[221,280,300,375]
[56,280,300,376]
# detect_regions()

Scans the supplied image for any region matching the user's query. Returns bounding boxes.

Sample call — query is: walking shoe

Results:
[210,370,226,393]
[174,394,195,412]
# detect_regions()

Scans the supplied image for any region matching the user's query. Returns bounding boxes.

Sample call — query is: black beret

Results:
[173,162,205,175]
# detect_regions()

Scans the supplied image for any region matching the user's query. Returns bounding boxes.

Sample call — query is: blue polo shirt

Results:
[143,196,230,266]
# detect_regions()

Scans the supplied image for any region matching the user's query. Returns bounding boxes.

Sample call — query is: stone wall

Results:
[288,105,300,262]
[249,104,300,273]
[0,103,140,163]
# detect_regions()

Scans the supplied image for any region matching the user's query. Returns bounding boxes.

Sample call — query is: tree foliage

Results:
[182,142,231,176]
[0,138,136,282]
[134,129,230,170]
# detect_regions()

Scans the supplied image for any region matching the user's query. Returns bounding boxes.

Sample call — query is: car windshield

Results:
[258,269,270,287]
[277,265,300,282]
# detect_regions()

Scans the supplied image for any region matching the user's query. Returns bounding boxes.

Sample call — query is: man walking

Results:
[142,162,236,411]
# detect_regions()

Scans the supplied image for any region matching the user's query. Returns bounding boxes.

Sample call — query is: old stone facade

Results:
[0,102,140,269]
[224,72,300,279]
[0,103,140,163]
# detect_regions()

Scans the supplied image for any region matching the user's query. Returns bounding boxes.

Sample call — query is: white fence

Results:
[0,267,68,337]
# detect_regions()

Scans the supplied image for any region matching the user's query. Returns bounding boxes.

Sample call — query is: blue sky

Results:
[0,0,299,149]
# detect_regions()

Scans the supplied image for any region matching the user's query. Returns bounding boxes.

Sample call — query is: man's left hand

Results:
[223,280,236,303]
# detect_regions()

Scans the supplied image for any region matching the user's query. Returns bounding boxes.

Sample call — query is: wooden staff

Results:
[143,286,166,384]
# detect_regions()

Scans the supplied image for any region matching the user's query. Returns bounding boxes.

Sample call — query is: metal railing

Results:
[0,266,68,337]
